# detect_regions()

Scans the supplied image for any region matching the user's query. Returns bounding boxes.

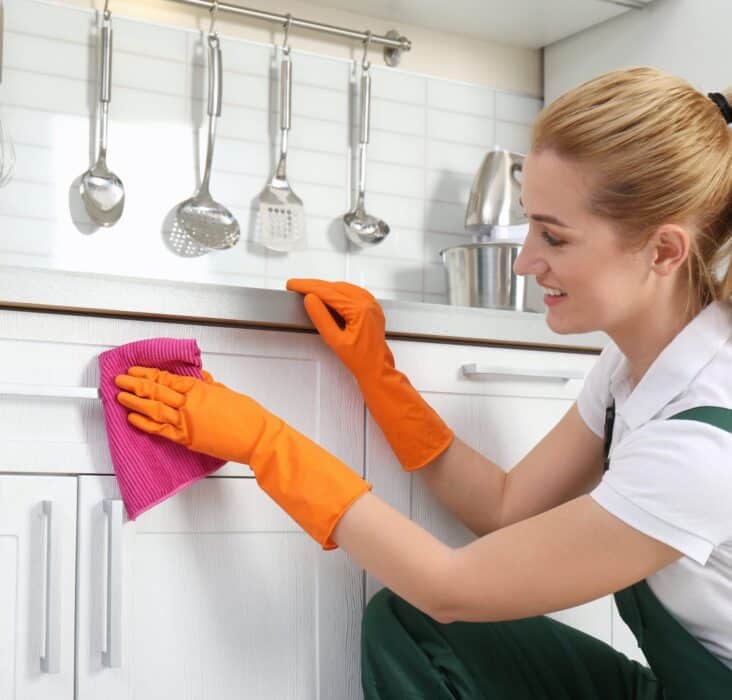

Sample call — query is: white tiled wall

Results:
[0,0,542,303]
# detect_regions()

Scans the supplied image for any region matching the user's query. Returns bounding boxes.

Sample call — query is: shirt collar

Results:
[611,300,732,429]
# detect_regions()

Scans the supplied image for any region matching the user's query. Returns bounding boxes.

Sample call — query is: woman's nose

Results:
[513,236,547,277]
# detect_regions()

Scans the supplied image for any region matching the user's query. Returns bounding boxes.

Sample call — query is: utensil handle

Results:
[207,34,222,118]
[461,363,585,383]
[102,499,123,668]
[359,71,371,145]
[100,20,112,103]
[280,51,292,132]
[40,501,61,674]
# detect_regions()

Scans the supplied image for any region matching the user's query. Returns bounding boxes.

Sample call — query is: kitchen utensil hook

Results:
[361,30,372,72]
[282,13,292,55]
[208,0,219,36]
[102,0,111,20]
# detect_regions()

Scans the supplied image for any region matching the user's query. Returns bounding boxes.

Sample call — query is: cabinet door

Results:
[76,475,364,700]
[365,339,614,646]
[0,475,77,700]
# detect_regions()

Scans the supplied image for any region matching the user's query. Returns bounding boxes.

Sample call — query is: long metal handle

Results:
[207,34,222,118]
[461,363,585,383]
[359,71,371,145]
[40,501,61,674]
[100,19,112,103]
[0,383,100,399]
[102,499,123,668]
[280,51,292,132]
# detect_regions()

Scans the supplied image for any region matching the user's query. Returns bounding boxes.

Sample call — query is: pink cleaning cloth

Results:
[98,338,225,520]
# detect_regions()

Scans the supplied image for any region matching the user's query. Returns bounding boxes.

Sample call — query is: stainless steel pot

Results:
[439,241,543,312]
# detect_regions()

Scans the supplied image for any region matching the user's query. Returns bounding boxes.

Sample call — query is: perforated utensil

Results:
[343,52,389,247]
[175,32,240,250]
[79,8,125,226]
[256,34,305,252]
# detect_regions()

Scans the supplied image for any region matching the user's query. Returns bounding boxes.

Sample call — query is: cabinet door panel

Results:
[365,340,613,646]
[77,475,363,700]
[0,475,77,700]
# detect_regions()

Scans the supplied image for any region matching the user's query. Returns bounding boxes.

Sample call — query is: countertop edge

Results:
[0,266,609,352]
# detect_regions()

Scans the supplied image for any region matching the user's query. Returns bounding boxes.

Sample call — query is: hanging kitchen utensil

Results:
[255,15,305,252]
[343,32,389,247]
[79,2,125,226]
[175,4,240,251]
[464,148,526,240]
[0,0,14,189]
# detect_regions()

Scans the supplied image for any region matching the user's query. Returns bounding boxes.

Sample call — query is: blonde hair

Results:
[531,66,732,317]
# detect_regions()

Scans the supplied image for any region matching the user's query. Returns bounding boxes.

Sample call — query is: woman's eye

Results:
[541,231,563,247]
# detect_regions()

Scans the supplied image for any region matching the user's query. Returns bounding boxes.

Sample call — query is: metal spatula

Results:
[256,45,305,252]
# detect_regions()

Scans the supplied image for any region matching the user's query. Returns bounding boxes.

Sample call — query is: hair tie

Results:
[708,92,732,125]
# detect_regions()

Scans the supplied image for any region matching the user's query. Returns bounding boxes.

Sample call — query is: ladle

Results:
[343,34,389,247]
[175,28,240,250]
[80,7,125,227]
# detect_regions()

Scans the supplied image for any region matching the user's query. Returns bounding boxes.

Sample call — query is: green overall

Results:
[361,405,732,698]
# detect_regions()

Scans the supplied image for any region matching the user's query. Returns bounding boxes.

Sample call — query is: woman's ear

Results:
[648,224,691,277]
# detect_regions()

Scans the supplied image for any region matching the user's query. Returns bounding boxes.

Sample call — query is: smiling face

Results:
[514,149,655,336]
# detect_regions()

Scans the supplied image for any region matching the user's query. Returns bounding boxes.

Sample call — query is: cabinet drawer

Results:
[0,310,363,477]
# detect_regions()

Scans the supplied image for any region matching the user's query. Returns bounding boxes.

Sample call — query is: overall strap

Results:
[667,405,732,433]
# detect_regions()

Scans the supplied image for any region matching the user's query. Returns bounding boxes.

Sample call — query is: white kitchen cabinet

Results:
[75,475,363,700]
[0,475,78,700]
[0,309,366,699]
[364,338,617,648]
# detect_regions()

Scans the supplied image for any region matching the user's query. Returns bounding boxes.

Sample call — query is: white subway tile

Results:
[289,117,349,155]
[0,216,57,256]
[290,51,349,91]
[370,66,426,105]
[212,138,270,178]
[423,291,449,305]
[426,139,487,176]
[424,262,448,294]
[495,92,543,125]
[10,143,55,183]
[370,98,425,136]
[0,181,56,219]
[6,0,92,44]
[424,230,470,264]
[369,287,423,302]
[113,85,185,124]
[189,63,270,110]
[288,149,348,189]
[115,51,187,96]
[428,79,495,118]
[424,200,465,234]
[349,226,423,262]
[495,121,533,155]
[346,256,423,292]
[425,169,473,205]
[210,103,270,143]
[4,31,89,80]
[366,191,424,230]
[368,130,425,168]
[290,83,347,123]
[3,68,90,117]
[114,16,188,62]
[266,248,346,279]
[365,161,423,199]
[427,109,494,147]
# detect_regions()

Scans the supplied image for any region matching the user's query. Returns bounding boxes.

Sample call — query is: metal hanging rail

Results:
[166,0,412,66]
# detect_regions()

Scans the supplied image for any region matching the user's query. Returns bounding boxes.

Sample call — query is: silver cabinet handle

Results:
[40,501,61,673]
[461,363,585,383]
[102,499,123,668]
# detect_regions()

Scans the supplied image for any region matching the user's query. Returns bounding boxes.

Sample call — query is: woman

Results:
[115,67,732,698]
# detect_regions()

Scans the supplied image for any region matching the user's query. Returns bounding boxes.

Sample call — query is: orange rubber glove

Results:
[114,366,371,550]
[286,279,454,471]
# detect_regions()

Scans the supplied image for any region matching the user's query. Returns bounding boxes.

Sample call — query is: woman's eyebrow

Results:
[519,197,572,228]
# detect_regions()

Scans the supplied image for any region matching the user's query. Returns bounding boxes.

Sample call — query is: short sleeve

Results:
[576,343,622,438]
[590,417,732,565]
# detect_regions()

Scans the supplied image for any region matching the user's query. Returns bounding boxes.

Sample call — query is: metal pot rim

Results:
[439,241,523,257]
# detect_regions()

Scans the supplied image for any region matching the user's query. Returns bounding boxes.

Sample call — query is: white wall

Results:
[59,0,543,96]
[545,0,732,103]
[0,0,541,303]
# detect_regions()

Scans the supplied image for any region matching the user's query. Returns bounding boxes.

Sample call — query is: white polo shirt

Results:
[576,299,732,669]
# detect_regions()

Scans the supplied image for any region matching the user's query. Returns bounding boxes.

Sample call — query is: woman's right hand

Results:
[285,278,395,380]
